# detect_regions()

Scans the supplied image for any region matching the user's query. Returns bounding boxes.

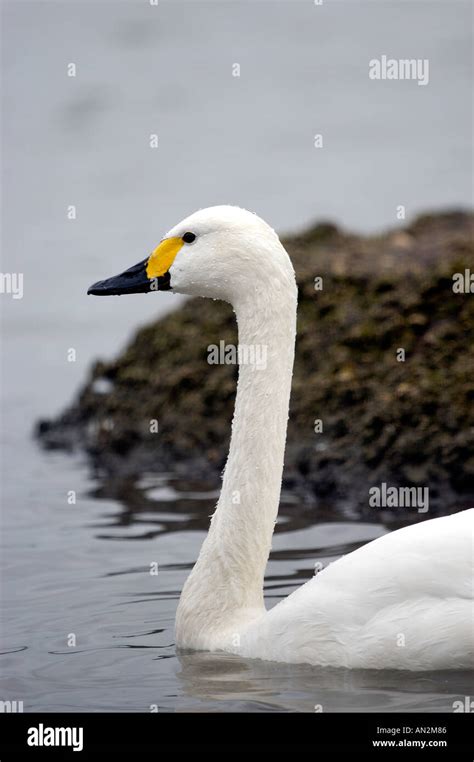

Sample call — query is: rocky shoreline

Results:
[36,211,474,516]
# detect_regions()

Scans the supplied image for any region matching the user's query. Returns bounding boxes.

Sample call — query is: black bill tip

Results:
[87,259,171,296]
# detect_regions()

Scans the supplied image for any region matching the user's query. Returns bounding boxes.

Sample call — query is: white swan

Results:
[89,205,474,671]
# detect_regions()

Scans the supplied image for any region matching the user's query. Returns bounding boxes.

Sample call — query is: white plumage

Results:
[235,508,474,669]
[93,205,474,670]
[171,207,473,671]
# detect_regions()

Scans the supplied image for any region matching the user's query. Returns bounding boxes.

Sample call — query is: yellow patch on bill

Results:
[146,237,184,279]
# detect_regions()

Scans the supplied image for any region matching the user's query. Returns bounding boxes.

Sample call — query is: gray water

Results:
[3,462,473,712]
[1,0,472,712]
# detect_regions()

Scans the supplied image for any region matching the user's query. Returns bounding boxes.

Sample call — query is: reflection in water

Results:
[90,473,387,540]
[176,649,473,713]
[1,465,472,713]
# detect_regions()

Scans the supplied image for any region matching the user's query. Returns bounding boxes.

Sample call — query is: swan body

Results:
[231,508,474,670]
[89,205,474,671]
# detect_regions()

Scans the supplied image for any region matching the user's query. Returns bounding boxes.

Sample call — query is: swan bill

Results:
[87,236,184,295]
[87,259,171,296]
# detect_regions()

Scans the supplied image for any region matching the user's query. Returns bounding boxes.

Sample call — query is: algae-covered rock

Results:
[36,211,474,513]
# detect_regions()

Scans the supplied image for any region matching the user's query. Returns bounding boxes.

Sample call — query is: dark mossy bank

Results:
[37,211,474,515]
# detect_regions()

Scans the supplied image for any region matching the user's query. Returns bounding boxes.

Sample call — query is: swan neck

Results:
[176,277,297,648]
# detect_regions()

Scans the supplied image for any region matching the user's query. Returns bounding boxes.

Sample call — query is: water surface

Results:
[2,462,471,712]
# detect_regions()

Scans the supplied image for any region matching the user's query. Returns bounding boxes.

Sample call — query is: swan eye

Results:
[182,232,196,244]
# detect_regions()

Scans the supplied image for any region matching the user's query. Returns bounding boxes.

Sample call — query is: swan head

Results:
[88,205,293,303]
